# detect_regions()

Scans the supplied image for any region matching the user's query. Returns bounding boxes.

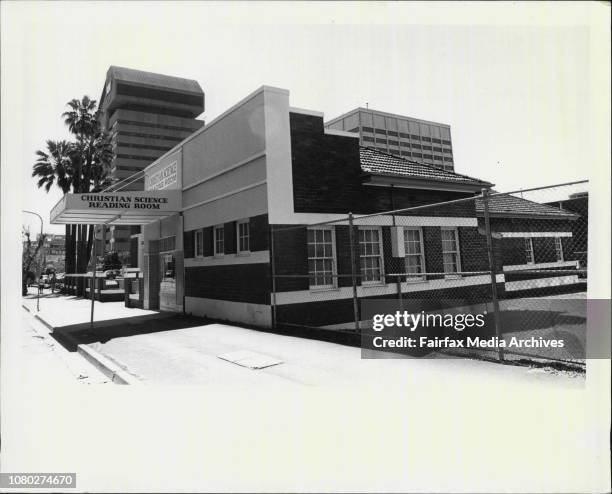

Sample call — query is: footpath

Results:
[20,289,584,388]
[22,288,165,384]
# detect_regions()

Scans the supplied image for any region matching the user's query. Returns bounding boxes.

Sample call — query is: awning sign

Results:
[50,191,181,225]
[147,161,178,190]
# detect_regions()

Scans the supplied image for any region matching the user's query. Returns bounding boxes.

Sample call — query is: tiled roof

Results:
[475,194,578,219]
[108,66,203,94]
[359,147,491,187]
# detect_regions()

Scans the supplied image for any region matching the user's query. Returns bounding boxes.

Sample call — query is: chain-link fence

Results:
[270,180,588,366]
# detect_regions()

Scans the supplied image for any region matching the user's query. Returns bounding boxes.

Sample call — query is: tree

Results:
[22,229,46,296]
[33,140,76,272]
[32,96,115,275]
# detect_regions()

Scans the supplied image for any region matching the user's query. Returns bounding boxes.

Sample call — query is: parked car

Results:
[40,275,51,288]
[104,269,122,279]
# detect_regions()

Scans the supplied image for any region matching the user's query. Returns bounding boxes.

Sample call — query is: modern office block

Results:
[325,108,454,171]
[97,66,205,257]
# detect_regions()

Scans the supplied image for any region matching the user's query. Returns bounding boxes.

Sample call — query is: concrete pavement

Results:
[16,306,111,385]
[22,286,160,328]
[22,290,585,388]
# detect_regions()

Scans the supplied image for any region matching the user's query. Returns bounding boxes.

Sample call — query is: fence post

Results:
[269,225,277,330]
[348,213,360,331]
[482,188,504,361]
[392,214,404,310]
[90,269,96,332]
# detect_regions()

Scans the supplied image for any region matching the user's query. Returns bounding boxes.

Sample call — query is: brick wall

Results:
[289,112,477,216]
[185,263,270,304]
[545,196,588,263]
[458,227,491,272]
[275,283,500,327]
[184,214,269,259]
[271,224,493,293]
[183,213,271,306]
[486,217,573,233]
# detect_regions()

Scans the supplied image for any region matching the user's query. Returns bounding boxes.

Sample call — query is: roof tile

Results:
[359,146,490,186]
[475,194,578,218]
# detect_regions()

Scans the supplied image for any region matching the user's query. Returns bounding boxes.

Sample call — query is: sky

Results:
[1,1,610,235]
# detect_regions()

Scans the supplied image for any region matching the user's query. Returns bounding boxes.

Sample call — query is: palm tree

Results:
[32,140,77,273]
[32,140,75,193]
[32,96,115,277]
[63,96,99,138]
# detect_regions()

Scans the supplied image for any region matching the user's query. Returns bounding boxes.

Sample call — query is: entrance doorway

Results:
[158,235,182,312]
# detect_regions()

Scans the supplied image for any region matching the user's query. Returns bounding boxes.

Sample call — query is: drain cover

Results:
[217,350,283,369]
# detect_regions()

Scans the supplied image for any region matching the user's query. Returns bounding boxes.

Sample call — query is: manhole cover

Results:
[217,350,283,369]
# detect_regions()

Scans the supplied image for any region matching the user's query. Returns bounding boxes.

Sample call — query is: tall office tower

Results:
[96,66,204,260]
[325,108,454,171]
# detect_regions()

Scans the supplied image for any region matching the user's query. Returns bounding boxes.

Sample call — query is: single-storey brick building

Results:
[130,86,583,329]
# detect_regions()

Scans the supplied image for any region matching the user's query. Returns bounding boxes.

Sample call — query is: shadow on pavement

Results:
[50,314,208,352]
[23,292,66,299]
[496,309,586,335]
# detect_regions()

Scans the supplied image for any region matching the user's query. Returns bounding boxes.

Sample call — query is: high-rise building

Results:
[324,108,454,171]
[97,66,205,258]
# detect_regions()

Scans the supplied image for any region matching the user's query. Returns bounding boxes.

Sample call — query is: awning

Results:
[50,191,181,225]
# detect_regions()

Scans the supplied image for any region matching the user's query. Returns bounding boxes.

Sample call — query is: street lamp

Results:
[23,210,43,311]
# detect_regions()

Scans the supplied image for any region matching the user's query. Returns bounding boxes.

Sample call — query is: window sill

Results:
[236,251,251,257]
[361,282,386,288]
[309,286,339,293]
[404,278,428,284]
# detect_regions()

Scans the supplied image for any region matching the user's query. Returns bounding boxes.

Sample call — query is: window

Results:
[376,138,388,146]
[375,128,387,135]
[307,227,336,289]
[388,131,398,137]
[362,126,374,133]
[432,138,441,144]
[554,237,564,261]
[359,227,384,284]
[441,228,461,277]
[162,253,175,280]
[404,228,426,281]
[422,136,432,142]
[237,220,250,253]
[195,230,204,257]
[424,154,433,160]
[410,134,421,140]
[159,235,176,253]
[442,139,451,145]
[363,136,374,143]
[214,225,224,256]
[413,153,423,158]
[524,237,535,264]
